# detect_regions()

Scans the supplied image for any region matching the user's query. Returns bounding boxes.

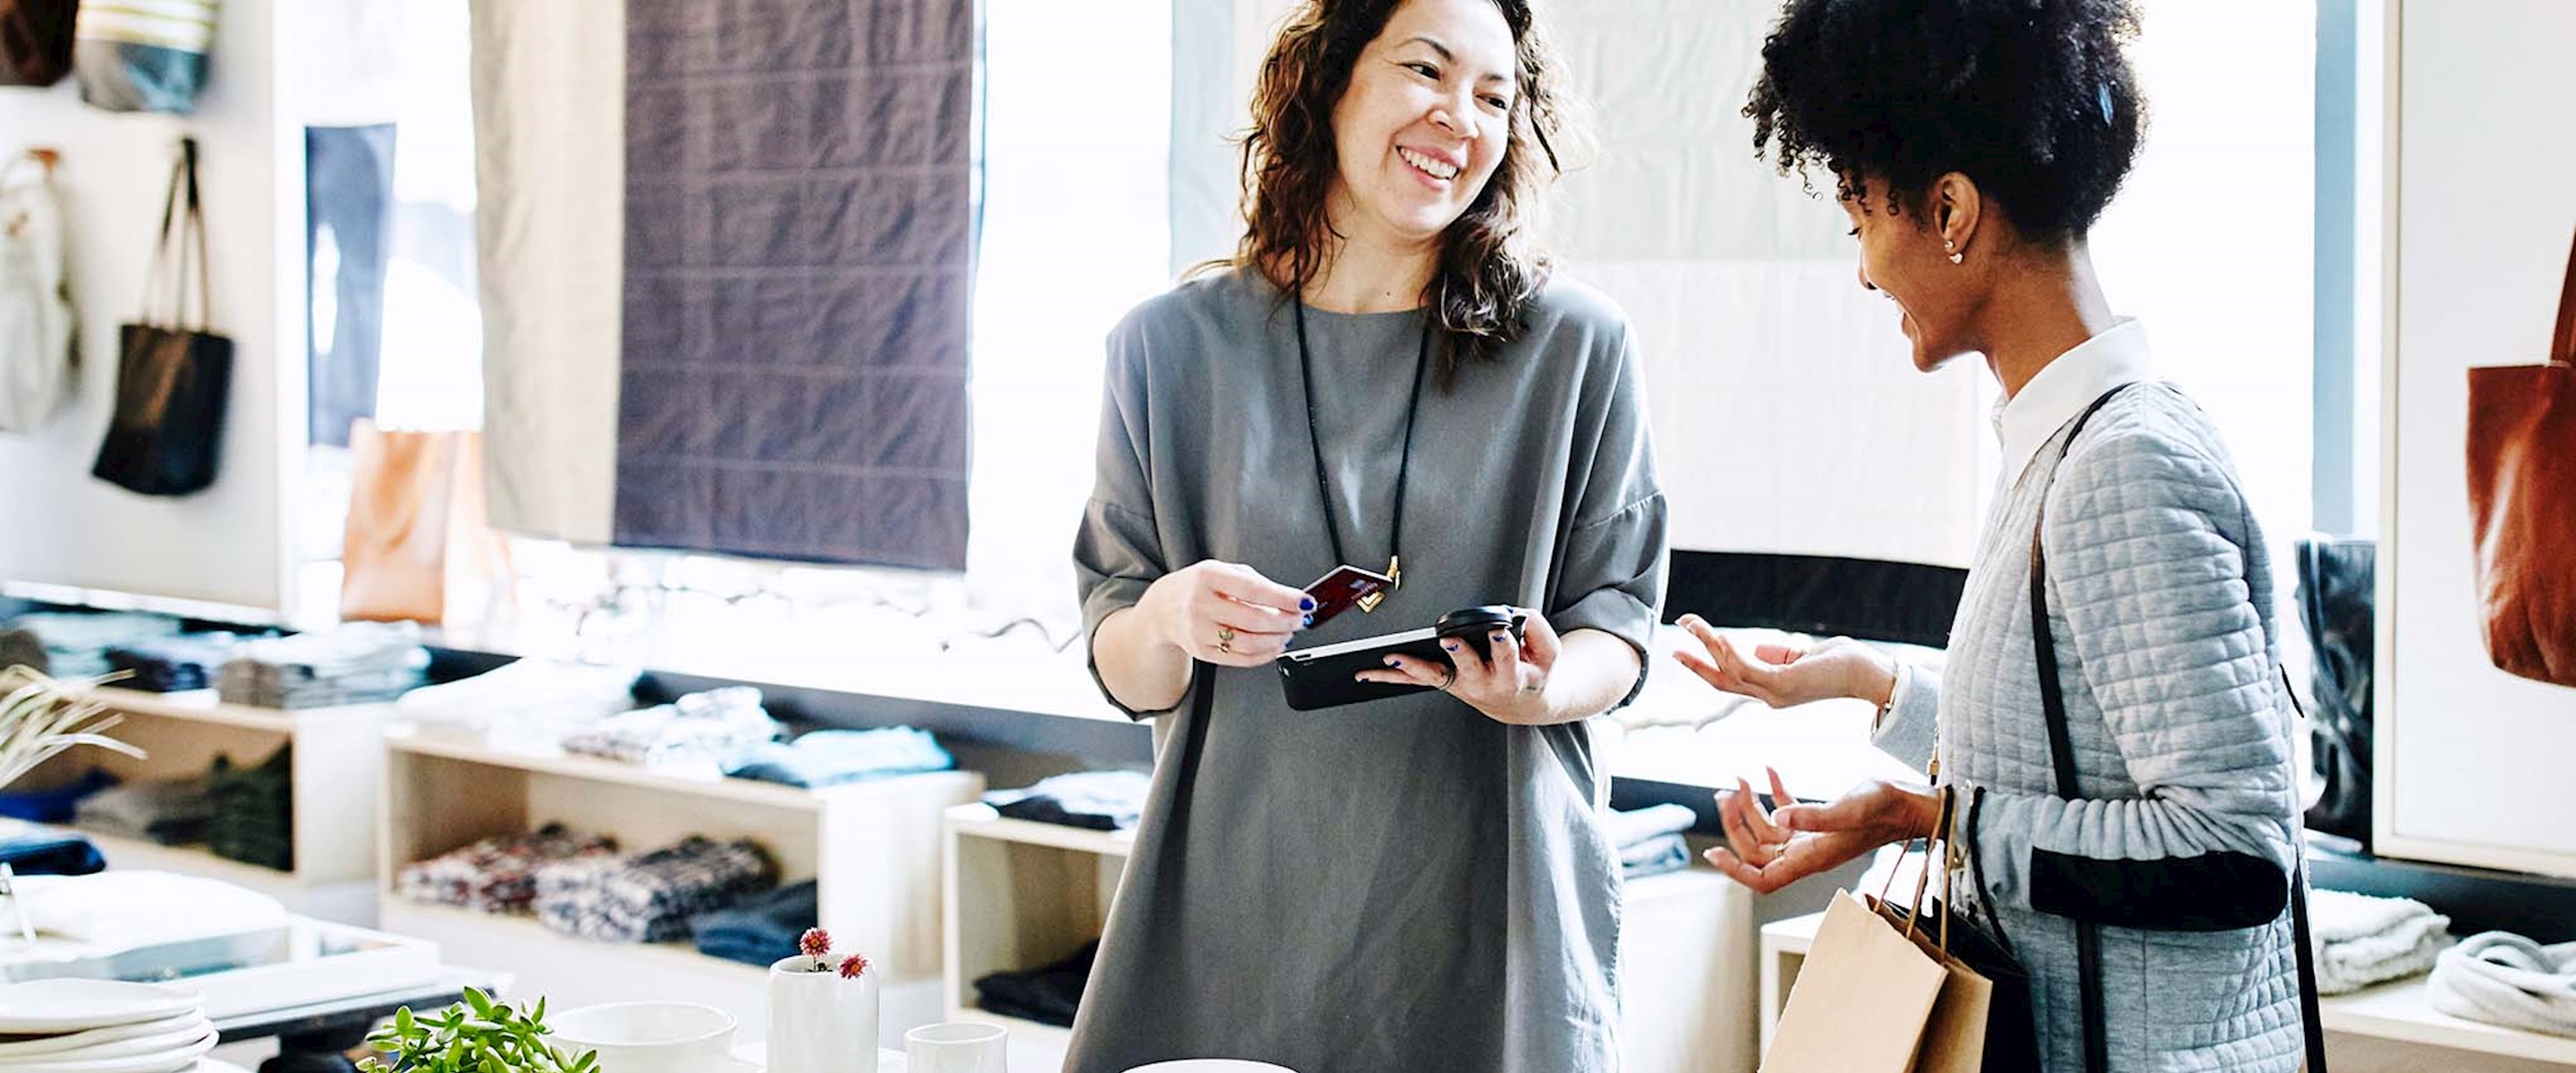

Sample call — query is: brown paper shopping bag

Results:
[1762,888,1948,1073]
[340,418,513,625]
[1772,787,2036,1073]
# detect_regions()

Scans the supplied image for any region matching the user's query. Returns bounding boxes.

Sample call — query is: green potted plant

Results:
[0,667,143,792]
[360,988,597,1073]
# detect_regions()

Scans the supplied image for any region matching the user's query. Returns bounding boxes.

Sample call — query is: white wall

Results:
[0,0,301,613]
[2381,0,2576,879]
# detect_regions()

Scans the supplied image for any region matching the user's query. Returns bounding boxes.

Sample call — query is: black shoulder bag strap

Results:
[2029,383,2330,1072]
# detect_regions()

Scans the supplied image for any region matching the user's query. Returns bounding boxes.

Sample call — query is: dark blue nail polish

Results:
[1442,641,1461,652]
[1300,596,1316,611]
[1384,656,1401,667]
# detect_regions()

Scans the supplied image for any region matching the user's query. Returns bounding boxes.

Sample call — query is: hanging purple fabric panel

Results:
[614,0,975,568]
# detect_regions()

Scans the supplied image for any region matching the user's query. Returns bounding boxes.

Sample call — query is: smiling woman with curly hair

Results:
[1066,0,1667,1069]
[1673,2,2323,1071]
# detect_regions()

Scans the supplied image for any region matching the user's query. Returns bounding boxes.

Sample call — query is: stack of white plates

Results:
[0,981,217,1073]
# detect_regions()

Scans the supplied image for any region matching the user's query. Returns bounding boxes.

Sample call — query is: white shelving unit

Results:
[1758,910,2576,1067]
[380,729,984,1035]
[57,686,393,925]
[940,802,1133,1058]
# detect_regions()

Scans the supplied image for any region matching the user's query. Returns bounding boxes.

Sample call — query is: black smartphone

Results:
[1302,564,1394,629]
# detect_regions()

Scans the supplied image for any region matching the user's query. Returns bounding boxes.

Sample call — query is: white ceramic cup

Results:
[903,1022,1007,1073]
[546,1001,738,1073]
[1121,1062,1299,1073]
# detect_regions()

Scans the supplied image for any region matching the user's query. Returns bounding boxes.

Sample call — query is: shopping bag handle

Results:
[1878,785,1959,957]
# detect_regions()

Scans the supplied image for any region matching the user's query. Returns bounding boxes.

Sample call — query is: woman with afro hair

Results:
[1672,2,2324,1070]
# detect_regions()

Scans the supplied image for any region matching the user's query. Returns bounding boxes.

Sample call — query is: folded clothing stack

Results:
[983,770,1152,832]
[2309,889,2453,995]
[562,687,779,771]
[73,774,215,846]
[207,745,293,871]
[974,941,1097,1028]
[0,768,116,824]
[534,835,776,943]
[0,612,182,679]
[0,869,287,947]
[395,658,640,738]
[0,820,106,876]
[691,879,818,967]
[2428,932,2576,1038]
[396,824,619,914]
[104,632,247,693]
[216,621,428,709]
[1606,803,1698,881]
[723,727,953,788]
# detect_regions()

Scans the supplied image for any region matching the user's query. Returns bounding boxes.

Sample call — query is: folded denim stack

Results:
[561,687,779,771]
[104,632,247,692]
[73,773,216,845]
[2309,889,2453,994]
[1606,803,1698,881]
[723,727,953,788]
[533,835,775,943]
[216,622,428,708]
[0,612,182,678]
[396,824,620,914]
[983,770,1152,832]
[206,745,293,871]
[691,879,818,967]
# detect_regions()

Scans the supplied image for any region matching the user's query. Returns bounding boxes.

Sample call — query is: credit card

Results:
[1302,563,1394,629]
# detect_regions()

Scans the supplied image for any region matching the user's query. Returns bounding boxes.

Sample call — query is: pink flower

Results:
[800,928,832,959]
[838,953,870,980]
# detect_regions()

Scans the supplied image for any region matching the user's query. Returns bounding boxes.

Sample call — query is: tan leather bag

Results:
[2466,229,2576,688]
[340,418,512,625]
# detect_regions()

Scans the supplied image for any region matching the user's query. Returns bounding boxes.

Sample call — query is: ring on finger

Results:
[1216,625,1237,655]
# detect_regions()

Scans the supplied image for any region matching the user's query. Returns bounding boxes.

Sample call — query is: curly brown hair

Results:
[1229,0,1570,379]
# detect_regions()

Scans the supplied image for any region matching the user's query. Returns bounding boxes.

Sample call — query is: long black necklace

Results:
[1292,295,1433,613]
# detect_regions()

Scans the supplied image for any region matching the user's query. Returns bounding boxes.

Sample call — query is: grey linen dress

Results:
[1068,267,1668,1073]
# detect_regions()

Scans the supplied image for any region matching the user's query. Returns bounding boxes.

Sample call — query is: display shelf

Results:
[940,803,1124,1060]
[381,731,983,1020]
[1758,909,2576,1066]
[386,731,841,812]
[45,687,395,924]
[2321,976,2576,1065]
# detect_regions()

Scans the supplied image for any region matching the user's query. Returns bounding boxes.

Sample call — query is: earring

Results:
[1945,239,1963,266]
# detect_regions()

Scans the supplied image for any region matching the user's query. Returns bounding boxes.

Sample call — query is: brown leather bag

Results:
[2465,229,2576,688]
[340,418,513,625]
[0,0,78,86]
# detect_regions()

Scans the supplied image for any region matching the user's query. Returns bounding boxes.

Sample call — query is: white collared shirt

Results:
[1992,317,2153,493]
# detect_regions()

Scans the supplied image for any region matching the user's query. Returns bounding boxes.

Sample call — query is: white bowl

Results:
[1122,1062,1299,1073]
[546,1001,738,1073]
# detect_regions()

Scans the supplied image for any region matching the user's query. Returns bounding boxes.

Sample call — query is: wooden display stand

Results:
[64,686,393,925]
[941,802,1762,1073]
[379,729,983,1035]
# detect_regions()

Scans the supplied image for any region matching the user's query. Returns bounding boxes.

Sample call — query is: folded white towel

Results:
[2428,932,2576,1038]
[2310,888,2440,944]
[2308,889,2453,994]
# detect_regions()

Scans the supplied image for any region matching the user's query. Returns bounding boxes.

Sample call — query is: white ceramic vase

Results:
[766,956,879,1073]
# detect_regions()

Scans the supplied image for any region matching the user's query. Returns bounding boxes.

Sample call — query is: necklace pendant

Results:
[1356,555,1400,613]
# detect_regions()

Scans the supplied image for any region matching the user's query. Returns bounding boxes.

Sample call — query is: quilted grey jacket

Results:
[1876,384,2309,1072]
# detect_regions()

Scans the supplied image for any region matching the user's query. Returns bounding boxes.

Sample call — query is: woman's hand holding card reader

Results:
[1275,605,1528,710]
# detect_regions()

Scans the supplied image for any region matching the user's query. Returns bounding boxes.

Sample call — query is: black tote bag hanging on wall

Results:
[94,137,232,496]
